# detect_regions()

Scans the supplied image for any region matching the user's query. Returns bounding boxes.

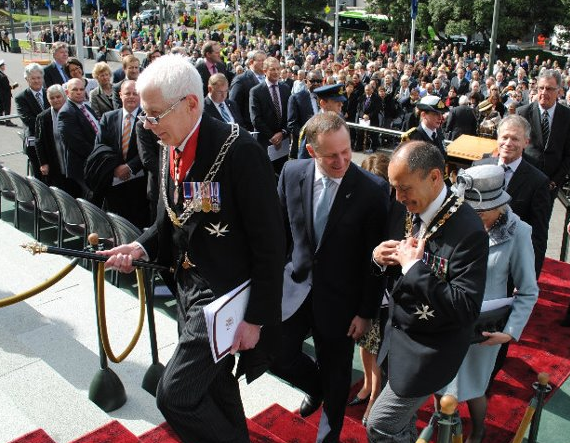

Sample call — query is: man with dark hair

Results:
[287,70,323,158]
[367,140,488,443]
[273,111,390,443]
[516,69,570,202]
[404,95,447,160]
[195,40,228,96]
[229,50,266,131]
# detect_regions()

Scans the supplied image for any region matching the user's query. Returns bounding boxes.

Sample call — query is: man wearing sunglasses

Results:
[287,70,323,159]
[101,55,286,443]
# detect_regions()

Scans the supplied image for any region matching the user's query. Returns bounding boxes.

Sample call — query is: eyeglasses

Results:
[139,96,186,125]
[537,86,558,92]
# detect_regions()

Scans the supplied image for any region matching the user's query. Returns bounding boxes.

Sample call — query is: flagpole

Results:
[409,0,418,63]
[97,0,103,50]
[47,2,54,46]
[126,0,132,49]
[26,0,33,53]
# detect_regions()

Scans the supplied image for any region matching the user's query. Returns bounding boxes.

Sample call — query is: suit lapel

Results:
[187,114,226,181]
[300,162,316,249]
[531,103,545,147]
[26,89,43,114]
[507,160,527,196]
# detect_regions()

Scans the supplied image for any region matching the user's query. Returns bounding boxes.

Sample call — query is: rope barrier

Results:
[96,262,146,363]
[0,258,80,308]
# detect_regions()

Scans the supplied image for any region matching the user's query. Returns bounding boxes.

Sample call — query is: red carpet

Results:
[8,257,570,443]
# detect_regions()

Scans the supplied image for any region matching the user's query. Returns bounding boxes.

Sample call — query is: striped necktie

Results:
[541,110,550,147]
[121,113,132,160]
[218,102,232,123]
[80,105,98,134]
[270,84,282,122]
[35,91,44,110]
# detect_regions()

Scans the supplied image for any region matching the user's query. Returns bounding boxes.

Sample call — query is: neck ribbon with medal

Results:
[405,193,463,281]
[161,123,240,228]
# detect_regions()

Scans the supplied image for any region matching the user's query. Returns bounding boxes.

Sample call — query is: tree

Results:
[366,0,414,41]
[238,0,328,30]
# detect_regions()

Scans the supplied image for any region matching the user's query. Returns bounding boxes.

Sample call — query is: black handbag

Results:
[471,305,512,344]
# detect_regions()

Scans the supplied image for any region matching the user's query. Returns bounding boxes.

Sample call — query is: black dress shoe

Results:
[347,394,370,406]
[299,394,322,417]
[4,121,17,127]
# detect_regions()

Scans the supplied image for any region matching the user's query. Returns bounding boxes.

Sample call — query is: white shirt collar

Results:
[122,107,139,120]
[265,78,279,89]
[420,122,436,139]
[314,163,343,187]
[419,185,447,227]
[538,103,556,120]
[176,116,202,152]
[499,155,523,173]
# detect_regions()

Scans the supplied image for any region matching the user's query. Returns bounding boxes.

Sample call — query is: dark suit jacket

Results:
[136,119,160,207]
[450,76,470,96]
[43,62,66,88]
[203,96,245,128]
[517,101,570,187]
[387,192,488,397]
[475,156,550,275]
[0,70,12,111]
[195,59,228,97]
[278,160,390,338]
[229,69,261,131]
[357,93,382,127]
[249,81,291,149]
[287,90,315,158]
[137,114,286,382]
[57,99,98,184]
[34,108,66,187]
[445,105,478,140]
[15,88,47,138]
[112,79,125,109]
[408,124,447,160]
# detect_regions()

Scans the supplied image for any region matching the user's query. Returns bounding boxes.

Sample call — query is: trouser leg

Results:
[366,381,428,443]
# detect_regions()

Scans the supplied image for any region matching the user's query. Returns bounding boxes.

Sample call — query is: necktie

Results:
[432,132,438,144]
[218,102,232,123]
[270,84,282,122]
[35,91,44,110]
[501,163,511,189]
[314,176,333,245]
[80,105,98,134]
[364,97,370,108]
[412,213,422,238]
[121,113,132,160]
[541,110,550,147]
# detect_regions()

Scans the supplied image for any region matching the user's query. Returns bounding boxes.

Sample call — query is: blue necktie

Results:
[218,102,232,123]
[314,176,333,244]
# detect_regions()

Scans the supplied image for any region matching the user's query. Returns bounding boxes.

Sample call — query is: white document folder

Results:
[203,280,251,363]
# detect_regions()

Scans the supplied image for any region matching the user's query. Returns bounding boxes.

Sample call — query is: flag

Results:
[122,0,126,8]
[411,0,418,19]
[86,0,96,5]
[45,0,51,9]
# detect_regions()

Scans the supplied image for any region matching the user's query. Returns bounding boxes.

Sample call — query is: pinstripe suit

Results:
[137,114,285,443]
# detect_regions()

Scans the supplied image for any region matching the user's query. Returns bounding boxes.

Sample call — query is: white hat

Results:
[452,165,511,211]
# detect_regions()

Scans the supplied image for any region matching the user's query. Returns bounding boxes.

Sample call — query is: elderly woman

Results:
[34,85,68,188]
[437,164,539,443]
[63,57,98,104]
[89,62,115,119]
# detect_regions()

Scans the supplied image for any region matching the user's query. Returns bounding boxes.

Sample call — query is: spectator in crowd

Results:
[356,83,382,151]
[445,94,478,140]
[273,112,389,443]
[93,80,148,228]
[445,85,459,108]
[95,45,107,62]
[437,164,538,443]
[287,70,323,159]
[195,40,228,97]
[63,58,98,104]
[15,63,48,179]
[43,42,69,88]
[0,59,17,126]
[35,85,68,189]
[204,73,245,128]
[250,56,291,175]
[113,55,141,108]
[517,69,570,203]
[90,62,115,119]
[57,78,99,199]
[368,141,488,443]
[112,46,133,83]
[100,54,285,443]
[229,50,266,131]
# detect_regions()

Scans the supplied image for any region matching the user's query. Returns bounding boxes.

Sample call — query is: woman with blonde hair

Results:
[89,62,115,118]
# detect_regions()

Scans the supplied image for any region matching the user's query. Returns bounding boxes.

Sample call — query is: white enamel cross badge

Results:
[205,222,229,237]
[414,304,435,320]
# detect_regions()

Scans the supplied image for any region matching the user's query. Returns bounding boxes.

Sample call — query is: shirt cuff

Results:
[132,241,149,262]
[402,259,421,275]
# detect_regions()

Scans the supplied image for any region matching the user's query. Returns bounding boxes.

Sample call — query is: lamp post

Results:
[63,0,70,31]
[6,0,20,53]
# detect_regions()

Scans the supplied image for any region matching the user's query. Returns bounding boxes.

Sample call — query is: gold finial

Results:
[20,242,48,255]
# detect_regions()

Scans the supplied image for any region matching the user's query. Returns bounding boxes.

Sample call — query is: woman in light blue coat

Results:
[438,164,539,443]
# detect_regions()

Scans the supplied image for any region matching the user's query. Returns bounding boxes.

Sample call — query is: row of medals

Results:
[182,181,221,213]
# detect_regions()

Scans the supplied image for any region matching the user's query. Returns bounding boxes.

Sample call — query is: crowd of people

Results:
[9,26,570,443]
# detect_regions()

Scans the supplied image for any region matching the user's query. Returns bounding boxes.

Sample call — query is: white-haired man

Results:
[100,55,285,443]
